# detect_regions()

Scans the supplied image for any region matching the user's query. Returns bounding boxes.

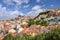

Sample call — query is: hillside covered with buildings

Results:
[34,9,60,25]
[0,9,60,40]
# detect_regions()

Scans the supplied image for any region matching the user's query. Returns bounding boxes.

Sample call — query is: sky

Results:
[0,0,60,20]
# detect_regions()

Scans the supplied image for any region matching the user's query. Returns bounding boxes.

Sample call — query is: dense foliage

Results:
[28,19,35,26]
[3,28,60,40]
[28,18,48,26]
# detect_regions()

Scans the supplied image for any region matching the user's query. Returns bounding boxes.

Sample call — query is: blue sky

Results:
[0,0,60,20]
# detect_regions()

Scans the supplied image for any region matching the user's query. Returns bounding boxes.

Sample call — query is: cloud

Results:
[0,4,23,20]
[50,4,54,7]
[36,0,40,3]
[13,0,29,4]
[3,0,14,5]
[3,0,29,11]
[3,0,29,5]
[32,5,41,10]
[27,9,43,16]
[23,5,29,8]
[27,5,44,16]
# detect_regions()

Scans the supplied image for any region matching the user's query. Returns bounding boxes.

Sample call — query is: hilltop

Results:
[28,9,60,26]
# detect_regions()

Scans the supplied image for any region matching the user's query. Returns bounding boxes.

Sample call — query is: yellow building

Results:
[40,14,48,18]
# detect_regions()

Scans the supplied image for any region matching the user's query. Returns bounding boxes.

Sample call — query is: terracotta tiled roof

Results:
[0,36,3,40]
[20,28,27,34]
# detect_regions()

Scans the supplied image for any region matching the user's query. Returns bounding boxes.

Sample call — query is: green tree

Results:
[44,28,60,40]
[39,17,48,26]
[14,34,21,40]
[23,33,33,40]
[3,34,14,40]
[28,19,35,26]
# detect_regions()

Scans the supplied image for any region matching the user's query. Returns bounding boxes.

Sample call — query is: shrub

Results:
[3,34,14,40]
[44,28,60,40]
[3,28,60,40]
